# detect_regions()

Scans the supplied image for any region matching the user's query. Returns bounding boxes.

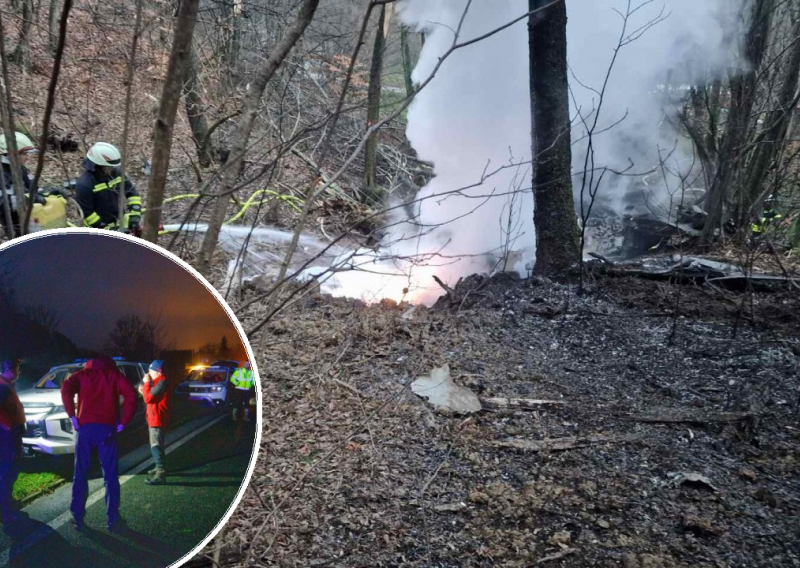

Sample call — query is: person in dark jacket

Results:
[139,360,171,485]
[0,132,46,238]
[61,357,137,531]
[75,142,141,232]
[0,358,25,523]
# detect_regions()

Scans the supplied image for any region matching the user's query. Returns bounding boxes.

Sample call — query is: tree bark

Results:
[10,0,33,70]
[47,0,58,53]
[118,0,143,228]
[529,0,579,274]
[701,0,774,242]
[741,12,800,220]
[363,5,386,204]
[197,0,320,271]
[400,25,414,98]
[142,0,201,242]
[0,6,28,234]
[183,43,213,168]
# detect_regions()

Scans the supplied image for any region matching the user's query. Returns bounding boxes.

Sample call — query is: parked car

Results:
[17,359,147,456]
[210,360,241,370]
[175,365,232,408]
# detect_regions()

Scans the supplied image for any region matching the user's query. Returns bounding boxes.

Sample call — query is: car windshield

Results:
[187,369,228,383]
[34,367,80,389]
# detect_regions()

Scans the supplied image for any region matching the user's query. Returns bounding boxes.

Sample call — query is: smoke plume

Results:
[312,0,739,302]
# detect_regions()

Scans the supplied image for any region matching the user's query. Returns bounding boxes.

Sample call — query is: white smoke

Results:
[567,0,738,221]
[306,0,739,303]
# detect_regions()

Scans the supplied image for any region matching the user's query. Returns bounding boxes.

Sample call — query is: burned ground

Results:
[194,272,800,567]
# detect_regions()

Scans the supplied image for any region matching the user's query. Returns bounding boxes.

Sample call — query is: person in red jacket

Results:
[139,360,171,485]
[61,357,137,531]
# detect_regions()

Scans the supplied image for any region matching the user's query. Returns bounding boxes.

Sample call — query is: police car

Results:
[175,365,232,407]
[17,359,147,456]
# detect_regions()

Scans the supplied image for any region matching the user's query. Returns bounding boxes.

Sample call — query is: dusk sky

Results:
[0,232,245,353]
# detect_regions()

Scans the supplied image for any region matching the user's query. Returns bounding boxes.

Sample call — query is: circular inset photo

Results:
[0,230,260,568]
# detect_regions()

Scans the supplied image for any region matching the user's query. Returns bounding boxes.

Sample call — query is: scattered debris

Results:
[548,531,572,546]
[536,547,578,564]
[480,397,565,410]
[410,365,482,414]
[491,433,640,452]
[681,515,723,537]
[432,502,468,513]
[667,472,719,492]
[629,409,756,425]
[739,468,758,482]
[622,553,677,568]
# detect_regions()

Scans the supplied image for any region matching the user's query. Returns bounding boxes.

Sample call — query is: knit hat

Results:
[149,360,164,373]
[1,359,18,373]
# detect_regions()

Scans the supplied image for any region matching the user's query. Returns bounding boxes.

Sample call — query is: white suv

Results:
[17,360,147,456]
[175,365,232,407]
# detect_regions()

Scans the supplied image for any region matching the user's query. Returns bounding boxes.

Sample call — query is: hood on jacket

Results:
[85,357,117,371]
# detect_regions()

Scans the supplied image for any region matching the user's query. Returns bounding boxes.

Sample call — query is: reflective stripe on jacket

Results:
[230,368,255,390]
[75,159,140,228]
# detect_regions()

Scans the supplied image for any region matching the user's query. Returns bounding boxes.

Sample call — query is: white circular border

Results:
[0,227,263,568]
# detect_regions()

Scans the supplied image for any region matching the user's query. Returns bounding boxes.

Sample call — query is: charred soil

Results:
[194,271,800,567]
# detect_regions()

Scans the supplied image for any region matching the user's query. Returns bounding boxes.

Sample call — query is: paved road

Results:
[0,406,258,568]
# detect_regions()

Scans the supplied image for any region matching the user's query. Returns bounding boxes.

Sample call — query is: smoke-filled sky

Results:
[0,232,244,352]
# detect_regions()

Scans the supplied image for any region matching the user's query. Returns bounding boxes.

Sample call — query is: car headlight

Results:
[213,386,223,392]
[48,405,66,416]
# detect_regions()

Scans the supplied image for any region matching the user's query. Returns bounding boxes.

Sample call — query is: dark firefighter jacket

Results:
[75,159,141,229]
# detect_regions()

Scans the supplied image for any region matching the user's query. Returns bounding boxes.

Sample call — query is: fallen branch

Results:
[629,410,756,424]
[536,548,578,564]
[432,275,456,298]
[491,433,639,452]
[481,397,565,410]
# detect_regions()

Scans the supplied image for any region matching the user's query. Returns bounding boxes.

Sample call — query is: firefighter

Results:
[61,357,137,531]
[139,360,171,486]
[751,195,783,237]
[0,359,25,523]
[0,132,47,238]
[75,142,142,233]
[230,361,255,423]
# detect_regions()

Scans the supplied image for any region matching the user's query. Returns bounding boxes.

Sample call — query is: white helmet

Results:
[0,132,36,155]
[86,142,121,167]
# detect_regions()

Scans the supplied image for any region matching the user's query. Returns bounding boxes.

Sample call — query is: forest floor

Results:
[193,267,800,568]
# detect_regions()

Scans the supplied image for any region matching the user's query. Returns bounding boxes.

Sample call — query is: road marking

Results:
[0,413,227,565]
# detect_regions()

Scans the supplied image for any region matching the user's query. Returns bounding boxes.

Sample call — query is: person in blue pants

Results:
[61,357,137,531]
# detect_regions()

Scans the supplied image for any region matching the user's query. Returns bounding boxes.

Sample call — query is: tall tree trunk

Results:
[183,43,213,168]
[529,0,579,274]
[142,0,201,242]
[47,0,58,53]
[363,5,386,204]
[701,0,774,242]
[10,0,33,70]
[400,25,414,98]
[197,0,320,271]
[0,6,28,234]
[118,0,143,227]
[741,12,800,219]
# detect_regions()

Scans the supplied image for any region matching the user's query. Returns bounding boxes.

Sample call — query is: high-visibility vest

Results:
[230,368,254,390]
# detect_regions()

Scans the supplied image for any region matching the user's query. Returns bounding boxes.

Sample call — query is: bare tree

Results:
[142,0,201,242]
[196,0,321,270]
[183,43,214,168]
[529,0,579,274]
[363,4,388,204]
[105,313,173,362]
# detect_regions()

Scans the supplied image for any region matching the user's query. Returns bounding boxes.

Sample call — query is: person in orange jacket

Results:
[139,360,171,485]
[61,356,137,531]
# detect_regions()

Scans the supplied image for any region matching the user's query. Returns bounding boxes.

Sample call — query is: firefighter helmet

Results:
[0,132,36,155]
[86,142,121,167]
